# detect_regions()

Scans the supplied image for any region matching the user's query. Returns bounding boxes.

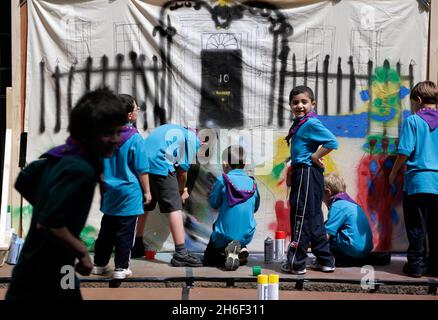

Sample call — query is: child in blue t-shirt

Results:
[204,145,260,271]
[389,80,438,278]
[92,94,151,280]
[133,124,203,267]
[282,86,338,275]
[323,173,374,266]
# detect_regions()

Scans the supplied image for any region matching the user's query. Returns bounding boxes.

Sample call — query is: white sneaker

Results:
[281,260,306,275]
[310,260,335,272]
[113,268,133,279]
[91,265,111,275]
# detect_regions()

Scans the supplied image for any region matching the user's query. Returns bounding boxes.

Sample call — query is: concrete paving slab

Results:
[1,253,437,285]
[2,287,437,300]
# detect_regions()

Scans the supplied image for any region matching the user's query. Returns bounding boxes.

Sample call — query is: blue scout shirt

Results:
[325,200,373,259]
[101,132,149,216]
[397,114,438,195]
[290,117,338,167]
[144,124,200,176]
[209,169,260,248]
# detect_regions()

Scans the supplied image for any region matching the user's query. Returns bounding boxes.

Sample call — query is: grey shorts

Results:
[144,172,182,213]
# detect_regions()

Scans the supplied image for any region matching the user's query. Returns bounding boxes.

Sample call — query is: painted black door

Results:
[199,49,243,128]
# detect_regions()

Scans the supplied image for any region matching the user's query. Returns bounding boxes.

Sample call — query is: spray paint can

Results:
[264,237,273,264]
[268,274,279,300]
[257,274,269,300]
[275,231,286,261]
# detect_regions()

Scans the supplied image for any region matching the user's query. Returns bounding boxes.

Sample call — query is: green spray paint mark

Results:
[362,135,398,155]
[80,225,97,251]
[364,63,407,154]
[271,162,285,180]
[370,65,403,123]
[372,66,400,83]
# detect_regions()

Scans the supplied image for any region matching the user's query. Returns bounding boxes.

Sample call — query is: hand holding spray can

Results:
[274,231,286,261]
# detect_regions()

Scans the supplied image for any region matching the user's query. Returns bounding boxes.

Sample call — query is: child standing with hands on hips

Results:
[282,86,338,275]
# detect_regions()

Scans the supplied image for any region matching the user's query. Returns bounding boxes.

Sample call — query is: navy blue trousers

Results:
[94,215,138,269]
[287,165,334,271]
[403,193,438,274]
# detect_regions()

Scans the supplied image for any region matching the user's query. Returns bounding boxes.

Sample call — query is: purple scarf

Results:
[120,124,139,146]
[328,192,357,209]
[222,173,257,207]
[417,108,438,131]
[46,137,87,158]
[285,111,317,146]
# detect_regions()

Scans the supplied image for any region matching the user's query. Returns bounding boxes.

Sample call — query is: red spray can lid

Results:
[275,231,286,239]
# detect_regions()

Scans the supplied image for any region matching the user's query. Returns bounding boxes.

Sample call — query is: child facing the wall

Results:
[92,94,151,279]
[203,145,260,271]
[389,80,438,278]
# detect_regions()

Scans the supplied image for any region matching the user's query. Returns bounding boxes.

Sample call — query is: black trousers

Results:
[403,193,438,274]
[94,215,138,269]
[203,237,246,267]
[203,238,226,267]
[287,165,334,271]
[330,244,391,267]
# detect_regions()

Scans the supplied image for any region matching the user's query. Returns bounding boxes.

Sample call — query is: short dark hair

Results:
[69,87,126,145]
[222,145,246,169]
[289,85,315,104]
[118,93,136,114]
[410,80,437,106]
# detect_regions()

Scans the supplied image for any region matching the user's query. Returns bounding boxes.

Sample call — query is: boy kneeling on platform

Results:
[203,146,260,271]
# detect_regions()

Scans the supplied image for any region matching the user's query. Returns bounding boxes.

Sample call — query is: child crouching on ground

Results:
[323,173,375,266]
[203,146,260,270]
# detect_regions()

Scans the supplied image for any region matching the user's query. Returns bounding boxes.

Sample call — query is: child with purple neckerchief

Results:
[203,145,260,271]
[389,80,438,278]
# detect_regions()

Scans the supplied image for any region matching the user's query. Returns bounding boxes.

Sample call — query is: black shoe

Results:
[131,238,145,258]
[171,252,203,267]
[403,263,423,278]
[224,240,241,271]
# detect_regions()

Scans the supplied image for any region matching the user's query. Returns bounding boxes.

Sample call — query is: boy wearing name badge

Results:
[203,145,260,270]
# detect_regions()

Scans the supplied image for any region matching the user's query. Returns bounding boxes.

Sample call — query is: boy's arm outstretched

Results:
[389,155,408,185]
[254,186,260,213]
[209,178,224,209]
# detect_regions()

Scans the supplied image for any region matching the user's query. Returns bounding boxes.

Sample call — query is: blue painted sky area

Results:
[318,110,412,138]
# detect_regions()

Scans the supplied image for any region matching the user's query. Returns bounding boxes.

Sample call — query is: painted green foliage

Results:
[362,63,410,155]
